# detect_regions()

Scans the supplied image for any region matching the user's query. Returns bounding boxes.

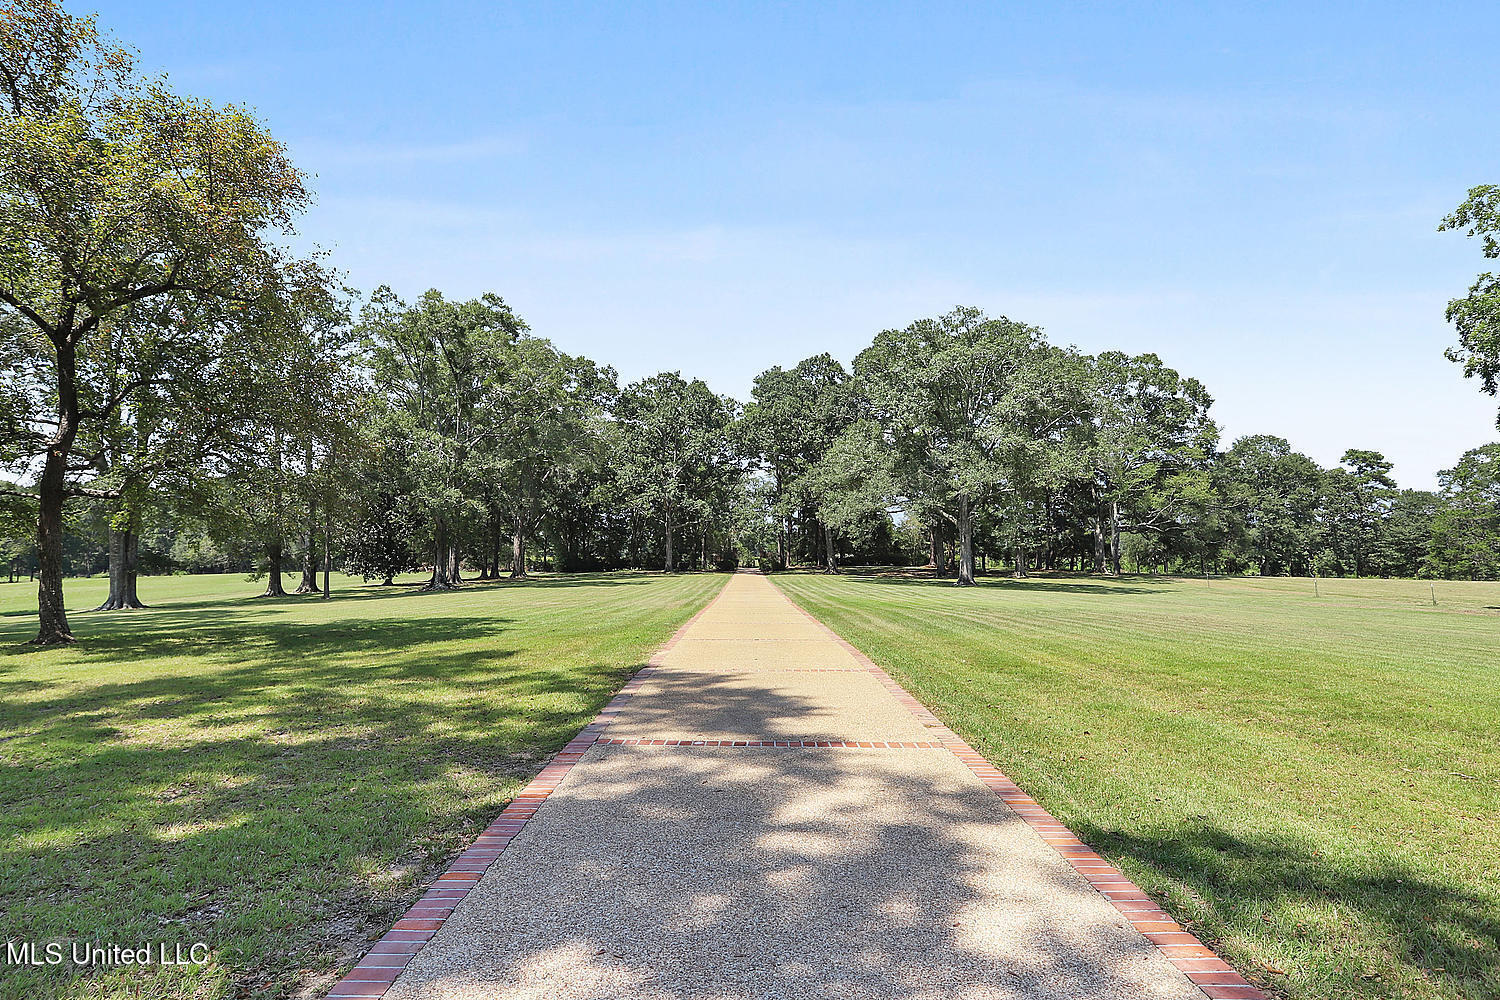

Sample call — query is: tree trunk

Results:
[34,458,73,642]
[664,512,675,572]
[259,434,290,598]
[322,501,332,599]
[1093,502,1108,574]
[295,439,318,593]
[426,518,461,590]
[261,541,288,597]
[32,333,79,645]
[296,495,319,593]
[931,527,949,578]
[511,527,528,579]
[490,518,503,580]
[124,529,142,607]
[823,523,839,574]
[97,527,124,611]
[955,495,976,586]
[93,519,148,611]
[1013,545,1029,578]
[476,515,491,580]
[1109,500,1122,576]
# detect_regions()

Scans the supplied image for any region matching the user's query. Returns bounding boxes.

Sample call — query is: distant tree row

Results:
[737,315,1500,585]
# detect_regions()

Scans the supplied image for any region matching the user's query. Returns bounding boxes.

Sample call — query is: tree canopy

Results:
[0,0,314,641]
[1441,185,1500,427]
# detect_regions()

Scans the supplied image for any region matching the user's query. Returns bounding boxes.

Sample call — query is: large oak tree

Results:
[613,372,737,571]
[359,287,525,589]
[741,353,858,570]
[855,306,1075,585]
[0,0,308,642]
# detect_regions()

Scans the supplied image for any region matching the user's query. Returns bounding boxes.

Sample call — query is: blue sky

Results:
[95,1,1500,487]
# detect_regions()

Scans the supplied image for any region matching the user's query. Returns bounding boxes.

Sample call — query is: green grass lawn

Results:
[0,570,723,1000]
[772,570,1500,1000]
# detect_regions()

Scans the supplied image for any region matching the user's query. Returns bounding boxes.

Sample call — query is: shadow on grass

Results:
[1079,821,1500,999]
[5,613,516,665]
[785,567,1172,597]
[0,571,703,623]
[0,586,683,1000]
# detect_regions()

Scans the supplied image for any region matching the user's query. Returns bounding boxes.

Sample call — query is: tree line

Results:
[3,1,1500,645]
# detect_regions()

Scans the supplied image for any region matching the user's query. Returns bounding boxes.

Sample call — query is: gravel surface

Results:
[606,669,938,742]
[383,574,1203,1000]
[656,638,865,671]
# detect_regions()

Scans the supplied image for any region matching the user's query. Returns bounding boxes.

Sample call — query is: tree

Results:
[741,354,858,570]
[1086,351,1218,575]
[224,422,299,596]
[360,287,526,589]
[70,285,303,610]
[727,475,779,569]
[278,274,358,594]
[0,0,309,642]
[613,372,737,571]
[855,307,1076,585]
[1218,436,1325,576]
[1439,186,1500,428]
[1372,489,1439,578]
[1427,444,1500,580]
[1322,449,1397,577]
[485,338,614,579]
[537,416,629,572]
[801,420,898,571]
[202,271,354,598]
[342,439,422,586]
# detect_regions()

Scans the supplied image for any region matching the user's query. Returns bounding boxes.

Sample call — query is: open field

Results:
[0,571,722,1000]
[772,570,1500,1000]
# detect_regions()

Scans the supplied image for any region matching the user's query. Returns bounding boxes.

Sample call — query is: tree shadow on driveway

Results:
[383,672,1207,1000]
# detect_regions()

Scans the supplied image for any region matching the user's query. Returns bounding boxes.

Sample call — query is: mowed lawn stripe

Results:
[0,571,722,1000]
[772,570,1500,1000]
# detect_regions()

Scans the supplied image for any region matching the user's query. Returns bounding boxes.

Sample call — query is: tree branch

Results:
[0,287,56,336]
[65,485,124,499]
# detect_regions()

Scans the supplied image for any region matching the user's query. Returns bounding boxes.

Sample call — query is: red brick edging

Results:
[324,579,733,999]
[776,583,1269,1000]
[597,737,947,748]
